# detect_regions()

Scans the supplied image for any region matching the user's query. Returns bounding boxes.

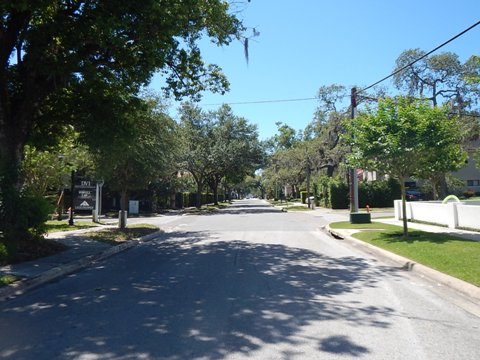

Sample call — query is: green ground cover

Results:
[45,220,99,233]
[84,224,159,244]
[0,274,18,287]
[183,203,230,214]
[330,221,480,286]
[285,205,313,212]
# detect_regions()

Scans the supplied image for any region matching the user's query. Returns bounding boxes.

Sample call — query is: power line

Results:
[202,19,480,107]
[203,97,317,106]
[359,19,480,94]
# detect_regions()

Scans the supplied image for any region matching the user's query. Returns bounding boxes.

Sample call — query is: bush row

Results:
[315,177,401,209]
[174,192,225,208]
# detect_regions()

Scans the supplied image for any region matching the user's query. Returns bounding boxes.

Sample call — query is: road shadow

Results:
[0,231,401,359]
[319,335,370,356]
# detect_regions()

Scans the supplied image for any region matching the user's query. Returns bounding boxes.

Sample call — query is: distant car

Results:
[406,189,424,201]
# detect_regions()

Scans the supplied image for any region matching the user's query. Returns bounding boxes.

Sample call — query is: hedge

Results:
[300,191,307,204]
[329,178,350,209]
[175,192,184,209]
[175,192,225,208]
[316,176,400,209]
[358,178,400,208]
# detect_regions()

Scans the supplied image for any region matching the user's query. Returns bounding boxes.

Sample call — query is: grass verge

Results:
[285,205,313,212]
[84,224,159,244]
[45,220,99,233]
[330,221,480,286]
[0,274,19,287]
[184,203,229,214]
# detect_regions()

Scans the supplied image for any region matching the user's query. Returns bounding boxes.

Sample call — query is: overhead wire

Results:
[359,19,480,94]
[202,19,480,107]
[203,97,317,106]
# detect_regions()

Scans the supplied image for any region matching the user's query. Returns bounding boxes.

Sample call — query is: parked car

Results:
[406,189,424,201]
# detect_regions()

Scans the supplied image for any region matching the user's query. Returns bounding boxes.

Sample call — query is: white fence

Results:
[394,200,480,231]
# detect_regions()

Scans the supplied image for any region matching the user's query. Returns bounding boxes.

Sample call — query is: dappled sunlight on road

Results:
[0,230,402,359]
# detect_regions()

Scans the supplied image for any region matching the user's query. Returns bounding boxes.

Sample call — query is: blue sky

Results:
[149,0,480,140]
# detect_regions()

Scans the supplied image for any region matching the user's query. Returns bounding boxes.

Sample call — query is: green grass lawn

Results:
[330,221,480,286]
[45,220,99,233]
[285,205,313,212]
[267,199,291,206]
[183,203,230,214]
[84,224,159,244]
[0,274,18,287]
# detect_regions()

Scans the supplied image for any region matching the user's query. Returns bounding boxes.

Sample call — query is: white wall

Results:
[394,200,480,231]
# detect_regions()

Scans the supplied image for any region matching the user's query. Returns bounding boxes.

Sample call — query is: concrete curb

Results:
[0,229,164,302]
[326,225,480,302]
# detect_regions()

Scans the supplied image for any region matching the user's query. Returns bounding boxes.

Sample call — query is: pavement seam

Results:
[325,225,480,302]
[0,229,164,302]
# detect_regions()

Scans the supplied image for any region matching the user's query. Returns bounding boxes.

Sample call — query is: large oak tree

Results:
[0,1,245,249]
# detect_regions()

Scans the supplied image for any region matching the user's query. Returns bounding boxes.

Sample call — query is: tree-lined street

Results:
[1,199,479,359]
[1,3,480,358]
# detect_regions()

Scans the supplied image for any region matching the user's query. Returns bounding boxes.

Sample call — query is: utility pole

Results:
[350,87,359,213]
[305,147,312,209]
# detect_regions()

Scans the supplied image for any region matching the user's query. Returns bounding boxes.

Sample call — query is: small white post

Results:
[446,202,459,229]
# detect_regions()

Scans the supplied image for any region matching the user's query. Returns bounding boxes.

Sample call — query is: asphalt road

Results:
[1,199,479,359]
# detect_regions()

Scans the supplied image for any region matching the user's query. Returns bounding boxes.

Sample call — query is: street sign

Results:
[74,179,96,211]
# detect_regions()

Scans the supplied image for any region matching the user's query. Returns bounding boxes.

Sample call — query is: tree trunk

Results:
[0,129,27,254]
[431,178,439,201]
[438,174,448,199]
[196,182,203,209]
[213,181,219,205]
[326,164,335,177]
[400,177,409,238]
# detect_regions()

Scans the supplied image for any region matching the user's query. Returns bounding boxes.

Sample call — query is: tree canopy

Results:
[0,0,246,249]
[94,94,177,227]
[393,49,480,108]
[345,96,466,236]
[177,103,263,207]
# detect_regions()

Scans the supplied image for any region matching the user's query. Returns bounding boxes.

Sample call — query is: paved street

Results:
[0,199,479,359]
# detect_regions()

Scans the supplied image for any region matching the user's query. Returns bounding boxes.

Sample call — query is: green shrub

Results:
[202,193,215,205]
[358,178,400,208]
[188,192,197,207]
[317,176,331,208]
[175,192,184,208]
[0,242,7,266]
[21,193,54,236]
[315,177,401,209]
[300,191,307,204]
[329,178,349,209]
